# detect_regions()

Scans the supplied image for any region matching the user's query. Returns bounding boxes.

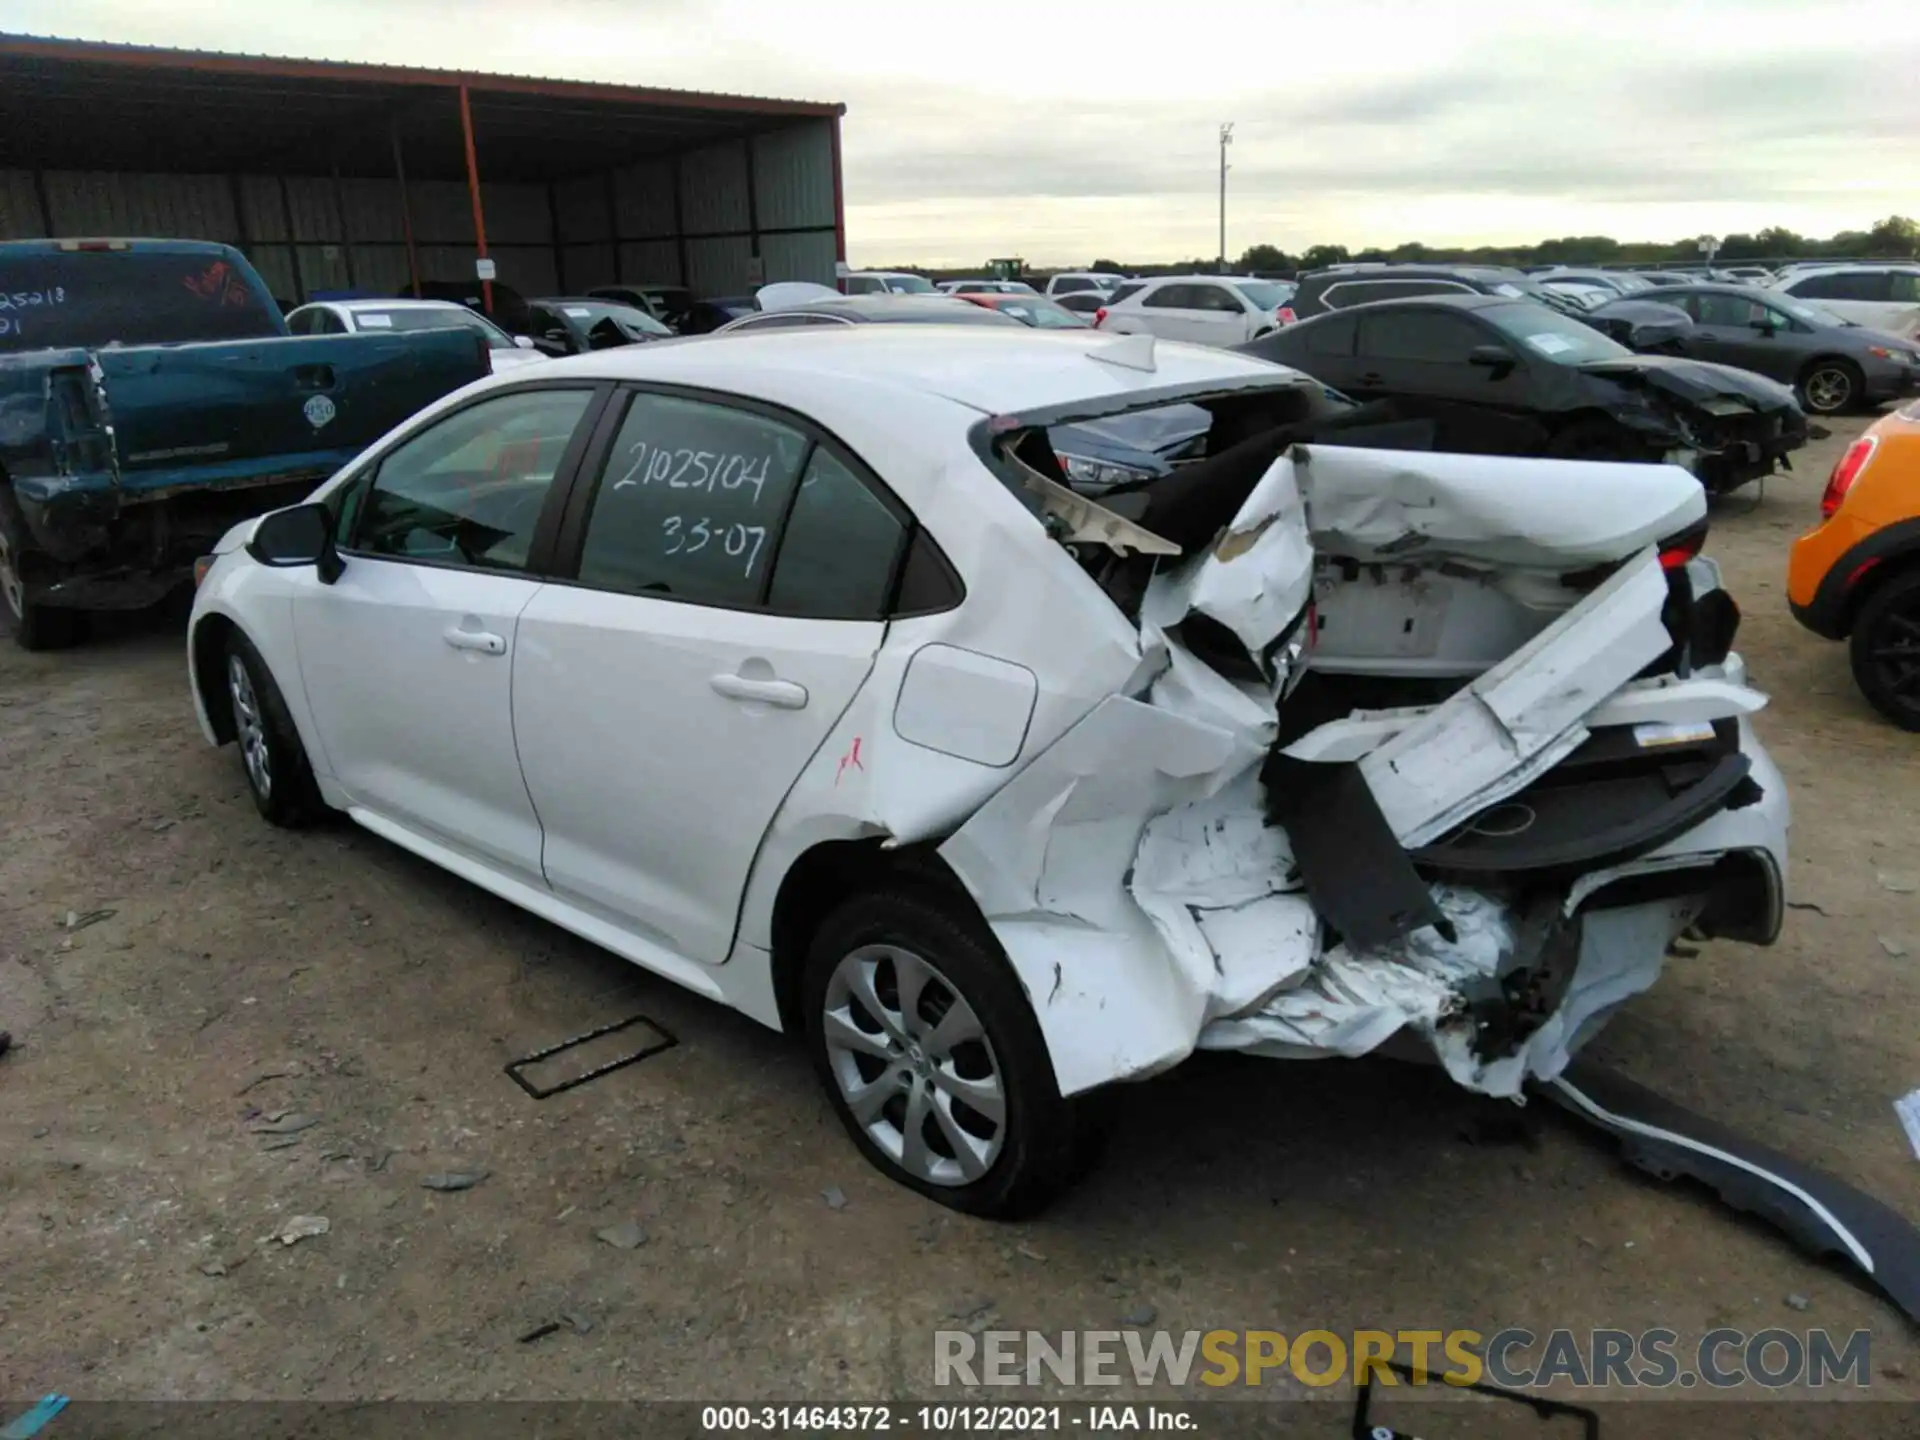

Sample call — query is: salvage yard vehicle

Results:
[524,298,675,355]
[1789,399,1920,728]
[952,292,1092,329]
[1768,264,1920,340]
[1647,283,1920,416]
[188,328,1787,1217]
[1094,276,1291,345]
[1241,294,1809,494]
[586,284,696,329]
[1044,271,1125,298]
[285,298,547,373]
[0,238,493,650]
[841,271,938,295]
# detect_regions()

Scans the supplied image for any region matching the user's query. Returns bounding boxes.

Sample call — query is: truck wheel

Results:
[802,887,1099,1218]
[1849,567,1920,732]
[0,525,84,651]
[224,632,325,826]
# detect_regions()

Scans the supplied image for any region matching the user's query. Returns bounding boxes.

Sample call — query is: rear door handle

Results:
[710,673,808,709]
[444,628,506,656]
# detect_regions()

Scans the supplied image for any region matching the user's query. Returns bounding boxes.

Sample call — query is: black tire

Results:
[1545,417,1652,463]
[0,503,85,651]
[1796,358,1862,416]
[1849,566,1920,732]
[223,632,326,826]
[802,886,1099,1218]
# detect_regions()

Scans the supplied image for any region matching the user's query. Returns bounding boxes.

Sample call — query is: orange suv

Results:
[1789,400,1920,728]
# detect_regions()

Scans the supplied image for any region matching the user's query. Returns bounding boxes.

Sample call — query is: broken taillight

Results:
[1821,435,1878,519]
[1657,521,1707,571]
[1092,307,1108,329]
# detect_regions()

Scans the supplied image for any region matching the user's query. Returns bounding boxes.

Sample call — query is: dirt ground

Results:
[2,414,1917,1424]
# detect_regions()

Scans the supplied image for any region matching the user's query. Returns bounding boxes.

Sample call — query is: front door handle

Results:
[444,627,506,656]
[710,672,808,709]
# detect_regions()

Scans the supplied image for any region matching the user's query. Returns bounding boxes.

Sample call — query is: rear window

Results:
[1107,282,1147,305]
[353,307,514,348]
[0,248,281,351]
[1231,280,1292,310]
[1052,276,1098,294]
[880,275,937,294]
[992,300,1088,330]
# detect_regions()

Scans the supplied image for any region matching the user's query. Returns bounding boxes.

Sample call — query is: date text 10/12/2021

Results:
[700,1405,1196,1432]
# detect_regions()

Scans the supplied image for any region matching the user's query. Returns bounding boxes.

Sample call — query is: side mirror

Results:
[1468,344,1516,375]
[513,335,538,350]
[247,503,343,583]
[1750,315,1780,334]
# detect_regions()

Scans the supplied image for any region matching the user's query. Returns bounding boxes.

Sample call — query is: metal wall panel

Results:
[618,240,682,286]
[684,235,752,296]
[612,160,676,239]
[338,178,406,244]
[678,142,749,236]
[0,171,49,238]
[247,246,298,302]
[560,243,618,289]
[238,175,288,242]
[753,121,836,231]
[417,243,557,296]
[554,176,611,242]
[758,230,839,286]
[44,171,237,239]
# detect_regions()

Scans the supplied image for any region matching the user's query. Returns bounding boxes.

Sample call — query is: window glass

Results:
[1189,285,1242,313]
[352,388,592,571]
[1694,292,1772,327]
[1144,285,1195,309]
[576,393,811,607]
[1107,282,1146,306]
[1891,273,1920,303]
[1052,276,1096,294]
[1327,279,1467,309]
[0,249,281,352]
[1232,280,1291,310]
[1305,312,1358,356]
[1478,302,1631,363]
[1355,309,1487,363]
[767,449,907,619]
[1788,271,1882,302]
[844,276,881,294]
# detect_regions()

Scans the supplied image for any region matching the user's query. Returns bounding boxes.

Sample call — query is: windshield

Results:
[992,299,1089,330]
[1232,280,1294,310]
[556,302,673,336]
[0,248,282,351]
[1480,301,1633,363]
[881,275,937,294]
[1774,296,1847,328]
[353,306,515,347]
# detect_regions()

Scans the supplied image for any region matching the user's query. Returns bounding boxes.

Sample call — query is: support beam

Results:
[670,154,689,288]
[458,84,492,315]
[604,168,623,283]
[31,169,54,238]
[276,173,305,304]
[547,182,566,293]
[742,134,760,283]
[390,124,421,298]
[329,158,358,289]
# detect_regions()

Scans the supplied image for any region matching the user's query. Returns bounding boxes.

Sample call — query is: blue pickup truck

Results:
[0,238,491,648]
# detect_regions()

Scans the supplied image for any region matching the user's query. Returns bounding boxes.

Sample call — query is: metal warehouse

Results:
[0,34,847,308]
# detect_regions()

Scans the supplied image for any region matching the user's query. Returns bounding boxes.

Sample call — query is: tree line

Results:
[1075,215,1920,278]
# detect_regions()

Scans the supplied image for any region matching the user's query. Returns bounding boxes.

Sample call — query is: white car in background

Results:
[1768,264,1920,339]
[186,327,1787,1217]
[1093,275,1292,345]
[284,298,546,373]
[841,270,938,295]
[1045,271,1126,298]
[936,279,1038,295]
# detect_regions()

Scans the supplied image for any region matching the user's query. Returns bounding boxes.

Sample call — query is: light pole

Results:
[1218,122,1234,272]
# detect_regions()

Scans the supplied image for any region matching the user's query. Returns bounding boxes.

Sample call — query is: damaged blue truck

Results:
[0,238,491,649]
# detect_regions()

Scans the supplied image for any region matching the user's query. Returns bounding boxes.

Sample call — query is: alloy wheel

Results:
[1803,367,1853,413]
[227,654,273,800]
[0,527,23,622]
[821,944,1006,1186]
[1865,601,1920,718]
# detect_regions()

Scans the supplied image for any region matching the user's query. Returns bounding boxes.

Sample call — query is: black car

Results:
[1240,293,1808,494]
[1284,265,1539,321]
[525,297,675,356]
[1630,283,1920,415]
[587,283,696,329]
[678,296,759,335]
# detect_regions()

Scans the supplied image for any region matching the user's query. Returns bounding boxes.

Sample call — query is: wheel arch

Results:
[190,611,242,744]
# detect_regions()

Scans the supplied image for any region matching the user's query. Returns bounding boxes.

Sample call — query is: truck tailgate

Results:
[94,328,487,499]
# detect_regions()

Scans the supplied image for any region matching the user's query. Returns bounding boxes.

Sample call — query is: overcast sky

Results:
[4,0,1916,266]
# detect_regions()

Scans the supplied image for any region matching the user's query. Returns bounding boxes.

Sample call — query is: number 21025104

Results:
[612,442,774,504]
[661,516,768,578]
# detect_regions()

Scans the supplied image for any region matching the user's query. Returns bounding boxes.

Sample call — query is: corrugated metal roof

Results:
[0,32,846,116]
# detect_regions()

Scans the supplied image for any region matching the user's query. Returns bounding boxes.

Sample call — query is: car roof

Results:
[775,294,1006,321]
[520,325,1295,418]
[323,298,475,313]
[1310,292,1515,313]
[535,296,639,306]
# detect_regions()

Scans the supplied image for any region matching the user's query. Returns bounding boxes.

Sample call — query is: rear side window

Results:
[1108,282,1147,306]
[1188,285,1244,313]
[1786,271,1886,302]
[1326,279,1471,309]
[1144,285,1196,309]
[1894,273,1920,303]
[350,387,593,572]
[1052,276,1097,294]
[1305,313,1358,356]
[767,449,908,619]
[0,248,282,351]
[577,393,811,606]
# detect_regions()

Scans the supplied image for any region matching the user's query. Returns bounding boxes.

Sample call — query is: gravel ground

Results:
[1,415,1916,1429]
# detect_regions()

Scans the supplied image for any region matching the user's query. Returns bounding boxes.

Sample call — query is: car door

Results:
[1180,282,1257,346]
[511,387,910,963]
[1351,306,1529,411]
[291,383,603,880]
[1671,291,1794,379]
[1129,284,1208,341]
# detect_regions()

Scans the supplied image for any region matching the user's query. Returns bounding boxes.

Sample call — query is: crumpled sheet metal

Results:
[937,444,1721,1099]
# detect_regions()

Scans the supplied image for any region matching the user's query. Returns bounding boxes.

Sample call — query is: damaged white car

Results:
[187,326,1788,1216]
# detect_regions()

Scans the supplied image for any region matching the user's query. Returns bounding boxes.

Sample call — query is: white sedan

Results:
[187,327,1788,1216]
[285,298,547,373]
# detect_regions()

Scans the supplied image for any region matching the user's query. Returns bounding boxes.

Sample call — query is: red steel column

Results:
[458,84,493,314]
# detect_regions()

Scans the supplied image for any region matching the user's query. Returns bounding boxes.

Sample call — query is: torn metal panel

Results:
[1291,444,1706,569]
[1550,1062,1920,1324]
[1356,549,1674,848]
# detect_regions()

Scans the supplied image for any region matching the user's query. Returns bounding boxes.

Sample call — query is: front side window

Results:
[844,276,882,294]
[575,394,813,607]
[350,388,594,572]
[1355,309,1488,363]
[1143,285,1197,309]
[1189,285,1244,313]
[1694,292,1772,328]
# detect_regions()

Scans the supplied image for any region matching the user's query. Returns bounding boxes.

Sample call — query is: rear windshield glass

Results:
[353,307,514,348]
[993,300,1089,329]
[0,249,281,351]
[881,275,937,294]
[1231,281,1293,310]
[557,302,674,335]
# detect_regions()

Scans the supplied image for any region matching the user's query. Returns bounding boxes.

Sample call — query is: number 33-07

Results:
[661,516,768,577]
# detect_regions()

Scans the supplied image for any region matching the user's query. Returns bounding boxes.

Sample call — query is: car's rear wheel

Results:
[0,502,85,652]
[1797,359,1861,416]
[802,887,1096,1218]
[224,632,326,826]
[1849,567,1920,731]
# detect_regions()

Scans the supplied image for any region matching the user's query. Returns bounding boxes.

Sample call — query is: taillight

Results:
[1821,435,1878,519]
[193,555,216,589]
[1658,522,1707,571]
[1093,307,1108,328]
[1277,306,1297,325]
